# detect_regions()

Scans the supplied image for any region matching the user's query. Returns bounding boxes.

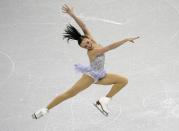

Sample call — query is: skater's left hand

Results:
[127,36,140,43]
[62,4,75,16]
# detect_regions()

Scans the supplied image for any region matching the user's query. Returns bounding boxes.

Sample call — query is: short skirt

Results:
[74,63,106,83]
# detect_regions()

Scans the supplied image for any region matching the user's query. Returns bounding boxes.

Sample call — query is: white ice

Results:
[0,0,179,131]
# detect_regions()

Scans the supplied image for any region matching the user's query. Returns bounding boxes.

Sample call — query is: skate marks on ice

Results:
[121,90,179,130]
[163,0,179,15]
[142,90,179,118]
[118,90,179,131]
[78,14,128,25]
[120,107,170,131]
[61,14,128,26]
[0,115,25,131]
[0,70,48,130]
[0,50,15,86]
[0,112,51,131]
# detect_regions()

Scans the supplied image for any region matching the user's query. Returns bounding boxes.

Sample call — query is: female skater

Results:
[32,4,139,119]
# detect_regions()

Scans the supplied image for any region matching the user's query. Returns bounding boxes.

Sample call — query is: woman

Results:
[32,4,139,119]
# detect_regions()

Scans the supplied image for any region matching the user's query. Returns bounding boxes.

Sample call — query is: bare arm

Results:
[62,4,92,37]
[94,36,140,56]
[70,14,92,36]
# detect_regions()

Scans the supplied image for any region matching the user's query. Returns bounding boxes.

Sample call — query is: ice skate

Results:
[93,96,112,116]
[32,107,49,119]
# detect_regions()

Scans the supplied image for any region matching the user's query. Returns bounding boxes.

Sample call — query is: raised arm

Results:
[62,4,92,37]
[94,36,140,56]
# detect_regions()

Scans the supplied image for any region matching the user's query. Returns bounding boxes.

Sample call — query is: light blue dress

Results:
[74,53,106,83]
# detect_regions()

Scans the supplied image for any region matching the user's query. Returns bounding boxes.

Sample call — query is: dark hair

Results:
[62,24,87,45]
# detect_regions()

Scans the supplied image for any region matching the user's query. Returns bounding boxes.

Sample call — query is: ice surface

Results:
[0,0,179,131]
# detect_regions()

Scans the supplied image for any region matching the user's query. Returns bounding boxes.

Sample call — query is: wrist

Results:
[69,12,75,17]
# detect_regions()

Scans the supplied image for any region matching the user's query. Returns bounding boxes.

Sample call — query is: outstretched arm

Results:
[94,36,140,56]
[62,4,92,37]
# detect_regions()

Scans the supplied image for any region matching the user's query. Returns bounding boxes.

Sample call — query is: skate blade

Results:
[93,103,109,117]
[32,113,37,119]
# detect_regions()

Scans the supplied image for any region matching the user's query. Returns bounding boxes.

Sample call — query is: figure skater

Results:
[32,4,140,119]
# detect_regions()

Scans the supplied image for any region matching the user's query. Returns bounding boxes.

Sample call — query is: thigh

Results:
[66,74,95,94]
[95,72,128,85]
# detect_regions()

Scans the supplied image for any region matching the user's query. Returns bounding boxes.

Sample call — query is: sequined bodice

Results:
[90,54,105,71]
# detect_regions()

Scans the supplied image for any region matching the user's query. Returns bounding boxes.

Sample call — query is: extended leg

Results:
[32,74,94,119]
[47,74,94,110]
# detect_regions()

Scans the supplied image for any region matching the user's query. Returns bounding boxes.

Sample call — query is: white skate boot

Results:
[32,107,49,119]
[93,96,112,116]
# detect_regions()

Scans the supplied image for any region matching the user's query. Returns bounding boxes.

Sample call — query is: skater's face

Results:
[80,38,94,50]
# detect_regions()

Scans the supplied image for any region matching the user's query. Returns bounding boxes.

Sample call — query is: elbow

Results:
[109,44,115,50]
[81,23,87,30]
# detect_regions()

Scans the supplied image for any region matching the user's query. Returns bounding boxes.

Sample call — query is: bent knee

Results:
[124,78,128,84]
[117,77,128,85]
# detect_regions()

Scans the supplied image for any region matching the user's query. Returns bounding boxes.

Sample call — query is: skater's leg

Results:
[47,74,94,110]
[95,73,128,98]
[105,82,128,97]
[92,73,128,116]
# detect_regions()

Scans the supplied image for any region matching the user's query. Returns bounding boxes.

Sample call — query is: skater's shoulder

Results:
[87,44,103,55]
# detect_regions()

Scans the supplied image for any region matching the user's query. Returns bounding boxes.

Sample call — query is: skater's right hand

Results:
[62,4,75,16]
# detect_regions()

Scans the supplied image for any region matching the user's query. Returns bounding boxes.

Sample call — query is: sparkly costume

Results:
[74,53,106,83]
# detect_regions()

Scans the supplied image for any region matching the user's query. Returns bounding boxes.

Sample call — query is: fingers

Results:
[136,36,140,39]
[61,6,66,11]
[62,4,73,14]
[64,4,70,10]
[62,5,69,13]
[133,36,139,40]
[135,36,140,39]
[62,5,68,10]
[62,9,67,13]
[128,36,140,43]
[62,4,70,11]
[132,36,140,41]
[62,7,66,13]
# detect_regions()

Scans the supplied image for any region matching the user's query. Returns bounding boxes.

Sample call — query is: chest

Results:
[87,45,103,62]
